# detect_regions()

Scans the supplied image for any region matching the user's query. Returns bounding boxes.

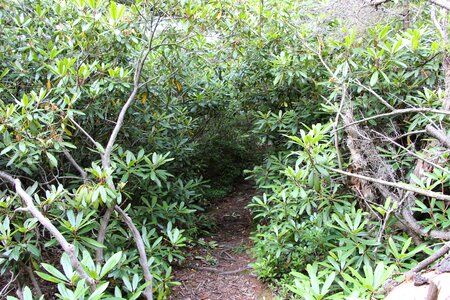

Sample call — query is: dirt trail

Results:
[170,184,273,300]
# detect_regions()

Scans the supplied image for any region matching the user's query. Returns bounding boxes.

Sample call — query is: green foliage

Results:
[2,0,450,298]
[245,3,450,297]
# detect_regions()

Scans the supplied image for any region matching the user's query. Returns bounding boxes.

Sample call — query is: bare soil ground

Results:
[169,184,274,300]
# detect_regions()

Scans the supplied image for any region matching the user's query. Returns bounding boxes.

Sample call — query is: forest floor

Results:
[169,184,274,300]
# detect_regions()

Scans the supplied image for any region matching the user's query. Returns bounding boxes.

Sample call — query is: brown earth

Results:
[169,184,274,300]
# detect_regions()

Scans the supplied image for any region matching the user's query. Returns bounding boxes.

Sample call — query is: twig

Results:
[431,4,446,38]
[429,0,450,10]
[371,130,450,175]
[390,130,426,141]
[63,151,88,183]
[335,108,450,132]
[352,79,395,110]
[327,167,450,201]
[69,118,99,148]
[0,271,19,297]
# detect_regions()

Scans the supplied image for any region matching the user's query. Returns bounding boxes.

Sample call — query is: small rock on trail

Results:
[169,184,273,300]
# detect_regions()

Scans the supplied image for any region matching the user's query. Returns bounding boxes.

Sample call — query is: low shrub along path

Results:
[170,184,273,300]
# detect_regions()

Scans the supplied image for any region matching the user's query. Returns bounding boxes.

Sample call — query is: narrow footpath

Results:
[170,185,273,300]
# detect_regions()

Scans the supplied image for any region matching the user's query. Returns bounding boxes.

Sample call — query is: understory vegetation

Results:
[1,0,450,299]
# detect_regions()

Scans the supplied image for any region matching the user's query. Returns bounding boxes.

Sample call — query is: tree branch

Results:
[335,108,450,132]
[371,130,450,174]
[429,0,450,10]
[406,243,450,277]
[63,151,88,183]
[431,4,446,38]
[327,167,450,201]
[69,118,100,148]
[426,124,450,148]
[353,79,395,111]
[95,206,114,264]
[115,205,153,299]
[102,48,151,169]
[0,171,96,290]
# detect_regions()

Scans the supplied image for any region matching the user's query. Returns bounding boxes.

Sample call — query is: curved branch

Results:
[115,205,153,299]
[0,171,96,289]
[402,202,450,240]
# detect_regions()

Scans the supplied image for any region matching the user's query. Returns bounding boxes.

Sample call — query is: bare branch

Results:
[352,79,395,110]
[328,167,450,201]
[0,171,96,290]
[406,243,450,277]
[371,130,450,174]
[115,205,153,299]
[95,206,114,264]
[102,48,150,169]
[69,118,100,148]
[429,0,450,10]
[431,4,446,38]
[63,151,88,183]
[335,108,450,132]
[426,124,450,148]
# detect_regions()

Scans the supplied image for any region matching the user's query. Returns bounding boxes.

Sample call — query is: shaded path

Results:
[170,184,273,300]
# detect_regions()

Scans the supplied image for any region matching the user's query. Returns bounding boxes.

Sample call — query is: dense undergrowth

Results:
[1,0,450,299]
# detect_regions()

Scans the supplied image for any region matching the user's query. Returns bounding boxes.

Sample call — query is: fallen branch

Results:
[0,171,96,290]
